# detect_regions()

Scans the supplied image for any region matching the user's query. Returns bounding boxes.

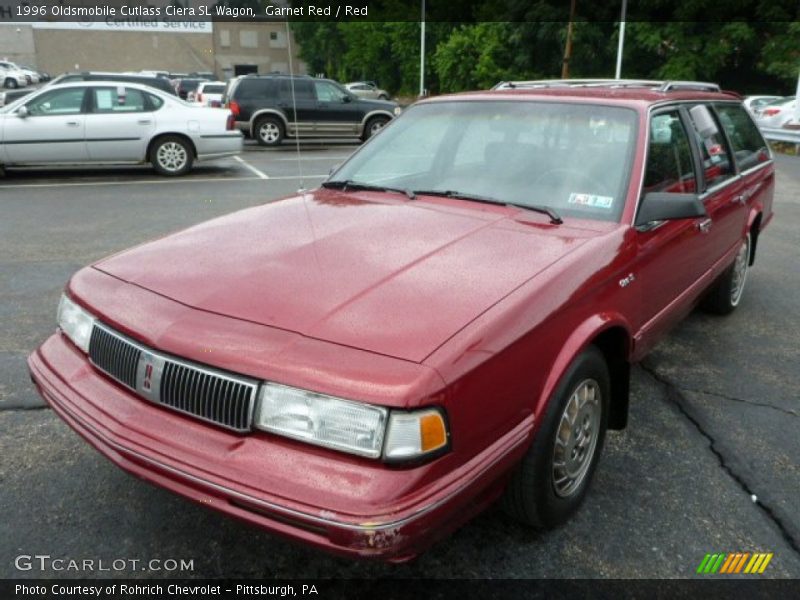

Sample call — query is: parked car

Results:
[28,80,773,562]
[0,61,37,86]
[754,96,796,128]
[174,78,205,100]
[743,94,783,115]
[224,74,401,145]
[344,81,391,100]
[189,71,216,80]
[49,72,177,96]
[0,81,242,175]
[192,81,226,107]
[0,64,28,89]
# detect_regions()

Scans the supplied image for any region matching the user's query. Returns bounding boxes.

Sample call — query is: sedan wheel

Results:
[5,78,18,89]
[151,136,193,176]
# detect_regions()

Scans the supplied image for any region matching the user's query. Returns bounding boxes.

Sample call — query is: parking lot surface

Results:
[1,144,798,578]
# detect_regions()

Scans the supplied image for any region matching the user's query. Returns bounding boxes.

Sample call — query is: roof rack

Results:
[492,79,721,93]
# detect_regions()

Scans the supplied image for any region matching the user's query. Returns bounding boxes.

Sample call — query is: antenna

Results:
[285,21,305,193]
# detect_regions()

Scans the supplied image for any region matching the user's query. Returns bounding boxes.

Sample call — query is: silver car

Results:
[0,81,242,175]
[344,81,391,100]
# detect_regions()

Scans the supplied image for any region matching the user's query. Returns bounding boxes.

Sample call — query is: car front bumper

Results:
[28,333,532,561]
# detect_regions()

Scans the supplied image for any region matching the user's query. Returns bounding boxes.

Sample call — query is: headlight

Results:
[255,383,388,458]
[393,106,402,116]
[255,383,450,461]
[384,409,449,461]
[57,294,95,353]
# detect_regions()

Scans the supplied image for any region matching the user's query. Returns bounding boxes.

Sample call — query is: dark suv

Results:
[49,72,176,96]
[224,74,400,146]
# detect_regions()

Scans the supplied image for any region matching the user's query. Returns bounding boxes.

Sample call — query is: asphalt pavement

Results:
[0,143,798,579]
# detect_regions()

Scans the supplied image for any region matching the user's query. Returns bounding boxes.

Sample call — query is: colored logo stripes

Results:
[696,552,773,574]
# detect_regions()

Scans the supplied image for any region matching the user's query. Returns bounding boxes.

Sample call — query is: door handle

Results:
[696,218,713,233]
[732,194,746,204]
[137,119,151,125]
[65,121,79,126]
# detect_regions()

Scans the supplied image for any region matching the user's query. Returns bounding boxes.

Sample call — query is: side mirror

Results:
[635,192,706,228]
[16,105,28,118]
[342,95,352,103]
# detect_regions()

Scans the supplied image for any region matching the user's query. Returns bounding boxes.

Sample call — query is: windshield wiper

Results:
[321,179,416,200]
[412,189,563,225]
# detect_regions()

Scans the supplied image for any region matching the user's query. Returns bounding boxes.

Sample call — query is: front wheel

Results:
[502,346,609,528]
[361,116,389,142]
[150,135,193,176]
[701,233,751,315]
[5,78,18,89]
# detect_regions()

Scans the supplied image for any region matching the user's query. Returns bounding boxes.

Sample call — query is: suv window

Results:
[314,81,348,102]
[278,79,314,100]
[237,79,278,100]
[715,104,770,171]
[27,88,86,116]
[643,110,697,194]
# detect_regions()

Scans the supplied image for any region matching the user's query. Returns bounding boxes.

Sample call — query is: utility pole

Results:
[419,0,426,97]
[561,0,577,79]
[615,0,627,79]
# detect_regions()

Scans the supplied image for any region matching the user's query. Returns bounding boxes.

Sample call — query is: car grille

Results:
[88,324,257,432]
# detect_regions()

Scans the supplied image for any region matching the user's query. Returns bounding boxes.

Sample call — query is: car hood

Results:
[94,190,594,362]
[355,97,397,110]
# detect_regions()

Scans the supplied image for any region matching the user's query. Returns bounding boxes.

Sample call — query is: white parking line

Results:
[0,174,328,190]
[233,155,269,179]
[261,156,353,162]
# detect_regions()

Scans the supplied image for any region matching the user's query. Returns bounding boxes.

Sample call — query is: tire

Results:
[150,135,193,176]
[502,346,610,528]
[378,94,390,100]
[701,233,751,315]
[362,116,389,142]
[255,116,284,147]
[5,78,18,89]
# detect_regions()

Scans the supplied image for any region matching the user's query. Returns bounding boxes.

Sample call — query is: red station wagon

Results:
[29,80,774,561]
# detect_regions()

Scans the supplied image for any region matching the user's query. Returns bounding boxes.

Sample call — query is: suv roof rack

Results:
[493,79,721,93]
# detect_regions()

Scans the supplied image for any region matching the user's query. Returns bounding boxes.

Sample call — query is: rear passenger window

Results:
[93,87,146,113]
[643,111,697,194]
[689,104,733,188]
[237,79,277,99]
[715,104,770,171]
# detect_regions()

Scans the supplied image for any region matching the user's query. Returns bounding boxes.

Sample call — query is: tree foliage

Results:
[289,2,800,96]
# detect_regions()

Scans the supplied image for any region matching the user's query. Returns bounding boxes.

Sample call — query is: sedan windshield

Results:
[331,100,638,222]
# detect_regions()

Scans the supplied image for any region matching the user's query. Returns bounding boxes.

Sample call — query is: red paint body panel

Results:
[28,86,775,560]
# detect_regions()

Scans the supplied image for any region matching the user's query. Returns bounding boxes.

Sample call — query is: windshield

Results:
[331,100,638,222]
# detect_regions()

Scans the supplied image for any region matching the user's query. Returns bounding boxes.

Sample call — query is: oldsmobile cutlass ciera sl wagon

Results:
[29,80,774,561]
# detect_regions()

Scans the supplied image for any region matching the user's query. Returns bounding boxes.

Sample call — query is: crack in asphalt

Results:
[0,404,49,412]
[666,384,799,418]
[639,362,800,556]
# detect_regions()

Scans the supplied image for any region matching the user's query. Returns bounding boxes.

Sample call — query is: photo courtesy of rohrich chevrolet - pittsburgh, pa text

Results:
[1,0,798,598]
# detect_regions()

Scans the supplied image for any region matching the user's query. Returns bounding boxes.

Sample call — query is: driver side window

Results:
[314,81,346,103]
[26,88,86,116]
[643,110,697,194]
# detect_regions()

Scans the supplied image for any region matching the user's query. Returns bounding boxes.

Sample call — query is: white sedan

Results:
[0,81,242,176]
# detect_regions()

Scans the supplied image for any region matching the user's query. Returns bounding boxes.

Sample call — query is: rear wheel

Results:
[150,135,193,176]
[702,233,751,315]
[362,116,389,142]
[255,116,284,147]
[502,347,609,528]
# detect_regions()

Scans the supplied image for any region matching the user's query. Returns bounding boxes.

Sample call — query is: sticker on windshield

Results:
[568,193,614,209]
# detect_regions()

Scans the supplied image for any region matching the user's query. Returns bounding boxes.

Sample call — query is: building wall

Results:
[32,29,215,75]
[0,24,36,67]
[213,22,306,80]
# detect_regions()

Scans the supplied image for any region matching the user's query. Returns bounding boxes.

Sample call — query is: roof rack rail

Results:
[658,81,720,92]
[492,78,722,93]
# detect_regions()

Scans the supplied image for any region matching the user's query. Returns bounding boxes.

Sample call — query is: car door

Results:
[84,86,154,162]
[633,107,708,349]
[276,79,317,136]
[686,103,748,277]
[2,86,89,164]
[312,80,361,136]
